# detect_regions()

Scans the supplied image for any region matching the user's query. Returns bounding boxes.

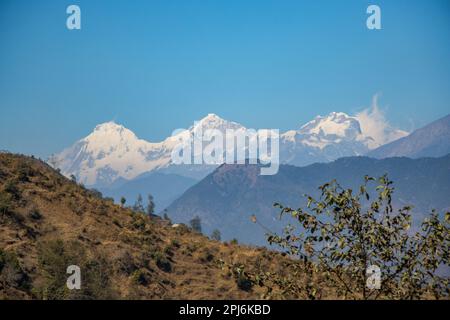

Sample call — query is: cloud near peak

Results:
[355,95,409,149]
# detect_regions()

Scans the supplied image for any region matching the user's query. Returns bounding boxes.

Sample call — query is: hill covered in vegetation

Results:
[0,153,290,299]
[1,153,447,300]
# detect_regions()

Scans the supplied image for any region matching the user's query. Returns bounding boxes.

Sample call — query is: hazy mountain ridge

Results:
[368,114,450,159]
[99,172,198,211]
[165,154,450,245]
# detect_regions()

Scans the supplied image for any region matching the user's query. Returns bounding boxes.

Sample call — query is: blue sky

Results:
[0,0,449,158]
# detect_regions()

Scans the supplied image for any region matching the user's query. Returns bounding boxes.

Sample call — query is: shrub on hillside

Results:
[0,249,30,291]
[0,192,12,215]
[189,216,202,233]
[3,179,20,199]
[15,162,33,182]
[131,269,151,286]
[234,175,450,299]
[35,239,117,300]
[152,251,171,273]
[29,207,42,220]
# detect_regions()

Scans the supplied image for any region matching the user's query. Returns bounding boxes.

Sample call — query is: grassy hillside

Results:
[0,153,291,300]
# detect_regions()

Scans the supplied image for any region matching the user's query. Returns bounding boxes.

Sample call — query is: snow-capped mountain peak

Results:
[49,115,247,186]
[191,113,244,133]
[49,112,408,186]
[299,112,363,139]
[86,121,142,149]
[278,111,377,164]
[200,113,222,123]
[94,120,125,132]
[48,121,162,186]
[92,121,130,135]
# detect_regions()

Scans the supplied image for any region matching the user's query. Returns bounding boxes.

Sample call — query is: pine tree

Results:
[211,229,221,241]
[190,216,202,233]
[163,210,170,222]
[133,194,145,213]
[146,194,155,216]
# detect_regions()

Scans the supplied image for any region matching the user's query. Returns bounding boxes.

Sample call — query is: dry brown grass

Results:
[0,153,291,300]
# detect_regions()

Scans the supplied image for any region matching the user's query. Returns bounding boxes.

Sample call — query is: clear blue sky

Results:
[1,0,449,158]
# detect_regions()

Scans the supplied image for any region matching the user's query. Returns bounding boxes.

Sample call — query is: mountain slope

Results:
[0,153,290,299]
[368,114,450,159]
[47,121,177,187]
[166,155,450,245]
[48,114,244,186]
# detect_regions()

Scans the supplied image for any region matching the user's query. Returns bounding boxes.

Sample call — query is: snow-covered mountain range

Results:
[48,112,408,186]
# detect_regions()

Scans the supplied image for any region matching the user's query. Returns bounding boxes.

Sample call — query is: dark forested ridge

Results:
[166,154,450,245]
